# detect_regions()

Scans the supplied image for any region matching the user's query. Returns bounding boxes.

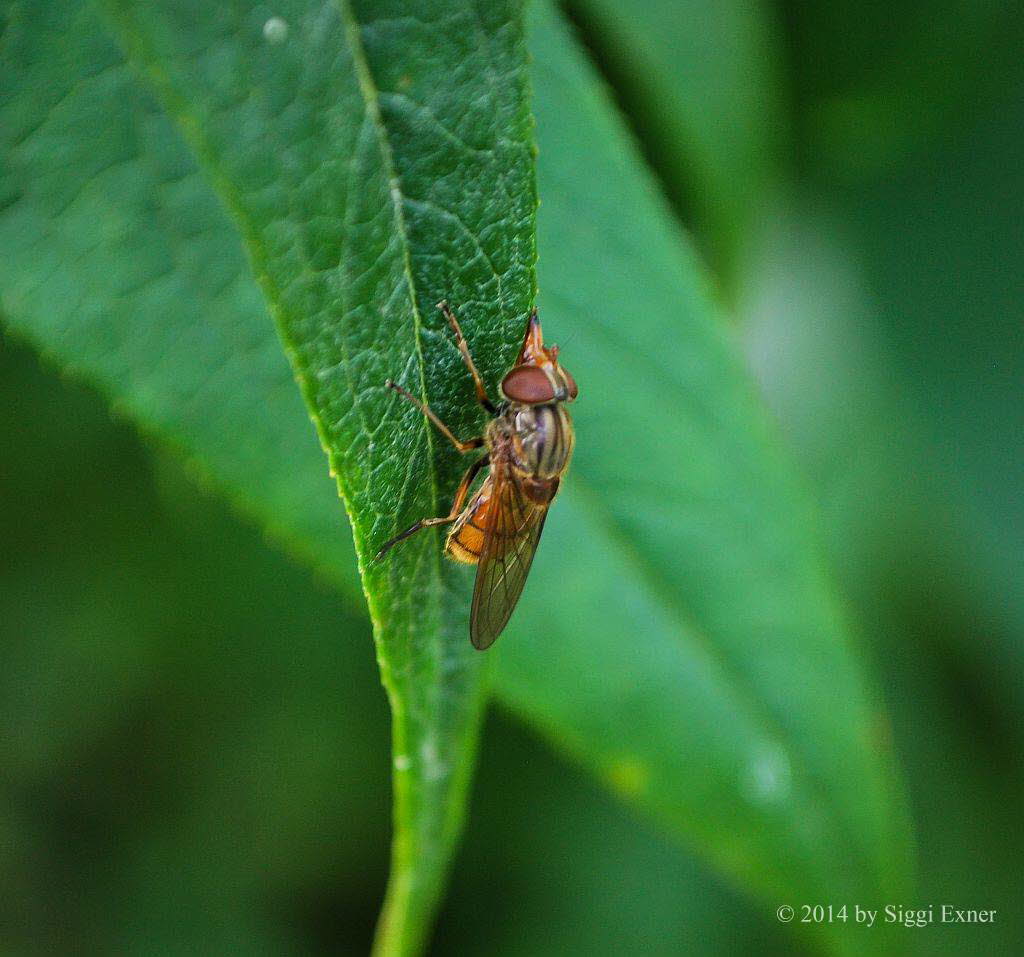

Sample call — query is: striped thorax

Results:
[495,402,574,482]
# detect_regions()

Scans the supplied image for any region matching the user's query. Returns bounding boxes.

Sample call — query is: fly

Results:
[376,302,578,649]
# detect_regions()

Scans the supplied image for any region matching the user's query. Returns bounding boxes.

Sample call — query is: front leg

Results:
[437,301,496,413]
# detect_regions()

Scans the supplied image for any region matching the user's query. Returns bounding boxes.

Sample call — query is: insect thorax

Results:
[489,402,574,481]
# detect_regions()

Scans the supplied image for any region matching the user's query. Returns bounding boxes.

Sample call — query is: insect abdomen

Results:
[446,490,493,564]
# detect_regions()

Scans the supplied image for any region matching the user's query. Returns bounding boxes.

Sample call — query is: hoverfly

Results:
[376,302,578,649]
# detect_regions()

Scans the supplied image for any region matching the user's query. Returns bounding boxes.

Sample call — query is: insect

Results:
[376,301,578,649]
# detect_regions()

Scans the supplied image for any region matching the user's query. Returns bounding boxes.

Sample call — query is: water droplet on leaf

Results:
[263,16,288,44]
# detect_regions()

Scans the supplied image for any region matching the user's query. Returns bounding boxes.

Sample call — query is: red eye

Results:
[562,367,578,399]
[501,365,556,404]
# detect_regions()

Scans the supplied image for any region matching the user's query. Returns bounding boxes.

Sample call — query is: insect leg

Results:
[385,380,484,453]
[437,301,496,413]
[375,454,489,560]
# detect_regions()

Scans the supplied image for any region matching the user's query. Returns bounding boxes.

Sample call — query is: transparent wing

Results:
[469,472,554,650]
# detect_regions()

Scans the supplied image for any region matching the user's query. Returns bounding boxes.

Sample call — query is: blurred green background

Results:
[2,0,1022,953]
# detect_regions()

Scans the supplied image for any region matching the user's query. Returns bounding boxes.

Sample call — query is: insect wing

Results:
[469,473,552,650]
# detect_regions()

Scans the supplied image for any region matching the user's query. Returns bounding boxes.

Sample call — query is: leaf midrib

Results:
[339,0,443,529]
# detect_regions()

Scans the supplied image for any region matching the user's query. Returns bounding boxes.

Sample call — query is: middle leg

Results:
[385,379,484,453]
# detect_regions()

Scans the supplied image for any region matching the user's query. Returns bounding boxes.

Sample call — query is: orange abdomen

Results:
[446,490,494,564]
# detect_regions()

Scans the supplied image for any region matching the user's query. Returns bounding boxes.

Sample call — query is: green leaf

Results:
[0,0,354,588]
[2,1,536,953]
[1,0,913,951]
[564,0,787,288]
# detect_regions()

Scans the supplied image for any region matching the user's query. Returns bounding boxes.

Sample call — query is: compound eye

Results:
[562,367,578,400]
[501,364,556,404]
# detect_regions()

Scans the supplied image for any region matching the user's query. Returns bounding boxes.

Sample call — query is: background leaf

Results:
[0,0,913,952]
[738,4,1024,948]
[564,0,787,289]
[0,0,356,586]
[504,3,911,938]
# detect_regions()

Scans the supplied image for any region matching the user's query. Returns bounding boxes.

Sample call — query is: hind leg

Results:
[375,454,489,559]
